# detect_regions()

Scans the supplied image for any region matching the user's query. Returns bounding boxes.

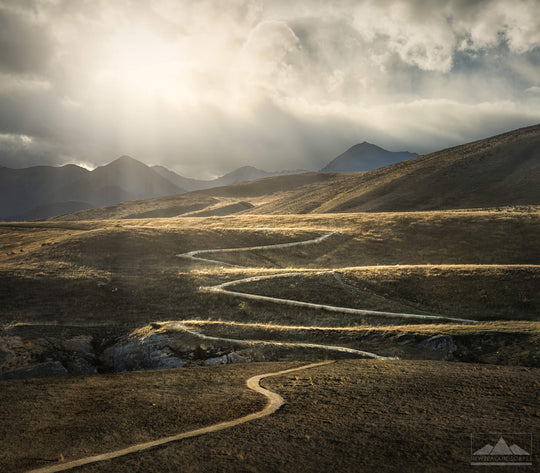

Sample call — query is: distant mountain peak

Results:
[107,155,147,167]
[321,142,418,173]
[350,142,383,151]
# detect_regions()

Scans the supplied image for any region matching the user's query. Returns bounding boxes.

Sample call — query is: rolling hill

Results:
[51,172,335,220]
[2,158,307,221]
[254,123,540,213]
[51,124,540,220]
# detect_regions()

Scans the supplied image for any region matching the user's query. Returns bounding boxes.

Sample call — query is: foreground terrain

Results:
[1,360,538,473]
[1,209,538,471]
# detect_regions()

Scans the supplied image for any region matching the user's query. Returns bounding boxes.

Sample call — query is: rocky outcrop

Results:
[0,323,536,380]
[0,334,97,379]
[419,335,457,361]
[99,330,262,372]
[100,333,186,372]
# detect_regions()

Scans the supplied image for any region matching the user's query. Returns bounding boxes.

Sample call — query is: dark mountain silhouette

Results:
[2,155,306,220]
[151,165,207,192]
[152,165,306,192]
[320,142,418,172]
[0,164,90,218]
[59,156,182,206]
[51,123,540,220]
[1,156,183,221]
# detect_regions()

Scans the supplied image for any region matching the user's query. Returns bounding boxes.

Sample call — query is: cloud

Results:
[0,0,539,176]
[0,5,55,76]
[526,86,540,94]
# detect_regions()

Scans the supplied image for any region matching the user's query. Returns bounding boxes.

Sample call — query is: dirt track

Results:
[25,362,332,473]
[179,232,477,324]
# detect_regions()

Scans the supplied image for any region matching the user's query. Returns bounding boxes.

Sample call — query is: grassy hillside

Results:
[50,173,335,221]
[1,209,538,472]
[47,124,540,221]
[254,123,540,213]
[2,210,538,327]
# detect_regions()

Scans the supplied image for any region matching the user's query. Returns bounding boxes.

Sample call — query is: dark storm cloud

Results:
[0,6,55,75]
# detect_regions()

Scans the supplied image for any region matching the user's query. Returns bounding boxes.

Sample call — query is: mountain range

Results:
[0,142,415,221]
[48,123,540,221]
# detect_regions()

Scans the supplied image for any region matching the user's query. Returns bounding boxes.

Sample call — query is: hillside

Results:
[1,209,538,471]
[0,157,183,221]
[320,142,417,172]
[8,201,95,221]
[0,164,90,218]
[152,165,307,192]
[2,157,313,221]
[254,123,540,213]
[50,172,334,220]
[52,124,540,220]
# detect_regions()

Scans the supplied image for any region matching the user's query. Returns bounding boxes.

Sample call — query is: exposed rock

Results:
[204,355,228,366]
[0,334,97,378]
[62,336,94,357]
[420,335,457,361]
[1,361,69,380]
[227,351,249,364]
[100,333,188,372]
[0,335,51,373]
[394,334,417,345]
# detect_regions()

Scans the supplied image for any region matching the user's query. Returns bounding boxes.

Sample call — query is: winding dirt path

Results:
[25,361,332,473]
[24,231,472,472]
[176,232,336,267]
[176,324,392,360]
[178,232,477,324]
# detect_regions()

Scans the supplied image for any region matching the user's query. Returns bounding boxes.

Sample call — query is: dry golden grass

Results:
[7,359,535,473]
[1,207,539,472]
[0,362,301,473]
[1,210,538,328]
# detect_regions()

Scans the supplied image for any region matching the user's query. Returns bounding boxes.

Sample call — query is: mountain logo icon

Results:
[471,434,532,466]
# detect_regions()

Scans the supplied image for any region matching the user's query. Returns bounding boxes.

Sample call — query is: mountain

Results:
[50,123,540,220]
[3,154,306,221]
[253,123,540,213]
[151,165,206,192]
[321,142,418,172]
[48,172,334,220]
[212,166,278,187]
[61,156,183,205]
[152,165,306,192]
[1,156,183,221]
[0,164,90,218]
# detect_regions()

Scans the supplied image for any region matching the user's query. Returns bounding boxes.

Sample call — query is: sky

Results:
[0,0,539,178]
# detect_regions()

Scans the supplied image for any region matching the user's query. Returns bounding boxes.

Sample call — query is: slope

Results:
[320,142,418,172]
[152,165,306,192]
[0,164,89,218]
[50,172,334,220]
[254,123,540,213]
[48,123,540,221]
[1,157,184,220]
